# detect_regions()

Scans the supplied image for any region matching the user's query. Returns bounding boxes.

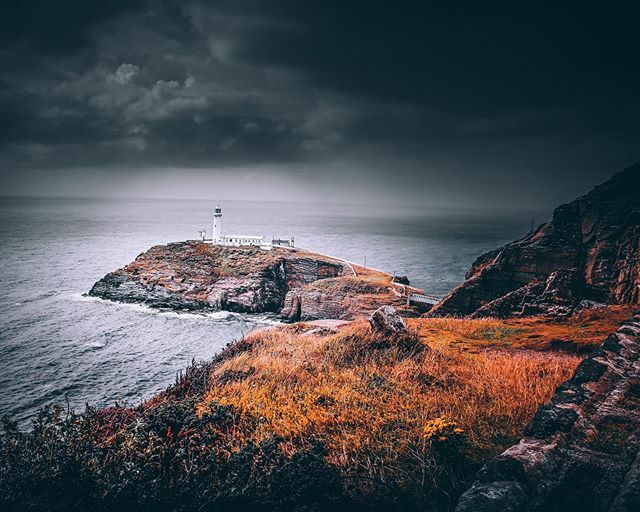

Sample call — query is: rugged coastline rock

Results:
[455,311,640,511]
[279,275,403,321]
[430,163,640,318]
[89,242,410,320]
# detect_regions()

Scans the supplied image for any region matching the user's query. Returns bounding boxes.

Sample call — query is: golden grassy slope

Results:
[196,307,631,486]
[411,305,632,352]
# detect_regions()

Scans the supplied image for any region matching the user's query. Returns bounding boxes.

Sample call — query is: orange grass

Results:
[410,305,632,353]
[196,312,618,483]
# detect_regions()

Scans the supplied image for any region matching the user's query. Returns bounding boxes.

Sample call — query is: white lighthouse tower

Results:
[212,204,223,242]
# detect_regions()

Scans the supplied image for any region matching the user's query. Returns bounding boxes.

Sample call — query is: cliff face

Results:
[456,311,640,512]
[89,243,286,312]
[89,243,408,319]
[280,276,401,321]
[430,163,640,318]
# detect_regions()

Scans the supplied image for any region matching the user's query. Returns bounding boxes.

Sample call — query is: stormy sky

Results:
[1,1,639,208]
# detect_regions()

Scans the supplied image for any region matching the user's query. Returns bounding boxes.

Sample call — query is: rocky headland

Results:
[88,243,415,320]
[430,162,640,319]
[450,164,640,511]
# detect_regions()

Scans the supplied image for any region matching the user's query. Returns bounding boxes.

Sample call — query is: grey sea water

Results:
[0,198,546,426]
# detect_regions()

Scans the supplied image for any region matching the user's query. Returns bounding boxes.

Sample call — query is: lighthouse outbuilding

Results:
[210,204,265,247]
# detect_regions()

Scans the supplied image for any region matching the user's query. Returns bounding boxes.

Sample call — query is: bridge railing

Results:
[407,292,441,305]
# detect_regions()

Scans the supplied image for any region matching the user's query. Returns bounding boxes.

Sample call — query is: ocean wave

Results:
[84,341,107,350]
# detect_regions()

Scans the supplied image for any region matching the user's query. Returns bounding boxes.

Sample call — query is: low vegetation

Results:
[200,319,579,467]
[0,306,630,512]
[412,305,631,353]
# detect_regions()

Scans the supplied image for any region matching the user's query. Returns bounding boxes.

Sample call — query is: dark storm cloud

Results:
[0,1,145,52]
[1,1,639,207]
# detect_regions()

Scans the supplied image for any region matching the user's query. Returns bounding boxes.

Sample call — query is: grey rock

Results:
[369,305,407,334]
[456,481,527,512]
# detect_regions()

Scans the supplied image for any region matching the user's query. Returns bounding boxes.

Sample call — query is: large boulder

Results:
[455,481,526,512]
[369,305,407,335]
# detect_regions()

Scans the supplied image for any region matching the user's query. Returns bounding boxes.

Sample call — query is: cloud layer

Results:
[1,1,639,207]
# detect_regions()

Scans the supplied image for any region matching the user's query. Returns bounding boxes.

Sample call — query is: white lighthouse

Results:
[200,203,292,249]
[212,204,223,242]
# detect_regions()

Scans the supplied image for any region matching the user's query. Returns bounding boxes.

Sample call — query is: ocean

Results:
[0,197,546,427]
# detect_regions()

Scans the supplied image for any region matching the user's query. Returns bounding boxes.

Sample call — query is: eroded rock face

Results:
[279,276,406,321]
[88,243,409,320]
[89,243,346,314]
[470,269,585,319]
[430,163,640,318]
[455,312,640,512]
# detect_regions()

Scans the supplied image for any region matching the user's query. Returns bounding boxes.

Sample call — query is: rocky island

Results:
[88,244,418,320]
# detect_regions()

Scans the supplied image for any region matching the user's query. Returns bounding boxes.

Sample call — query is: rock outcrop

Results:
[430,163,640,318]
[89,243,410,320]
[280,276,410,321]
[456,311,640,512]
[369,305,407,334]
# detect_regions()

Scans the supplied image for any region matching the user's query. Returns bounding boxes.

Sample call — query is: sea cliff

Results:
[456,310,640,512]
[429,162,640,319]
[88,243,416,320]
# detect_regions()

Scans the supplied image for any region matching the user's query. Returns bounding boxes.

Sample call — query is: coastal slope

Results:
[11,165,640,511]
[7,305,631,512]
[456,310,640,512]
[88,243,415,320]
[429,162,640,318]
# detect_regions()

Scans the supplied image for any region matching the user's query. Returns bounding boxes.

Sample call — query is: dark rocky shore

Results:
[430,162,640,319]
[89,244,412,320]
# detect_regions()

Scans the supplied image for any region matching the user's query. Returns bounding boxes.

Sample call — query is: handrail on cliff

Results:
[407,292,441,306]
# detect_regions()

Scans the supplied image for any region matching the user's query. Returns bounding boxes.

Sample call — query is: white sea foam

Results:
[85,341,107,349]
[69,291,281,324]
